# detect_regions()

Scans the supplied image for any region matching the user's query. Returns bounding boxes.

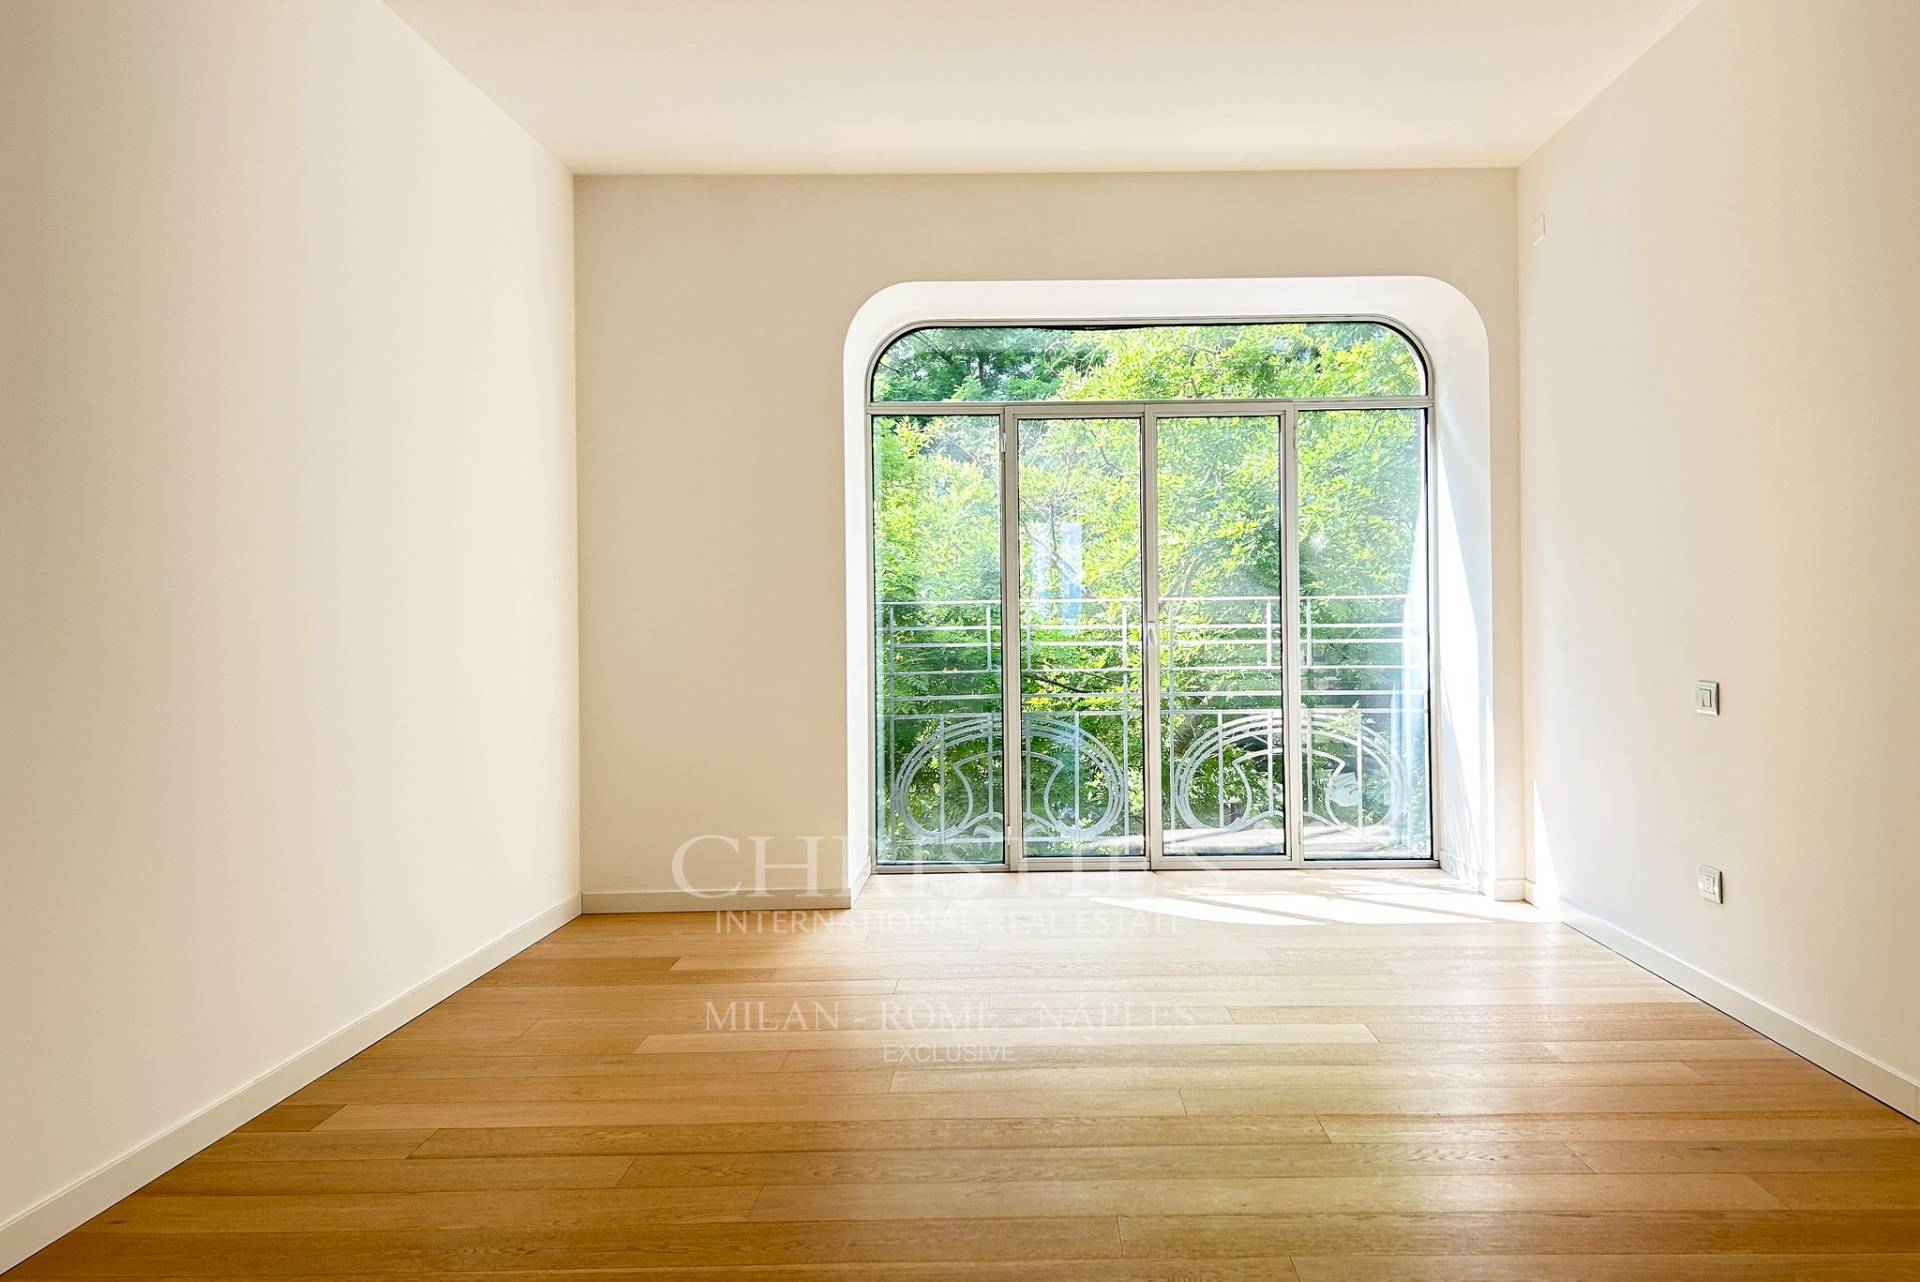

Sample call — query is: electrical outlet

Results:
[1697,864,1724,903]
[1694,680,1720,715]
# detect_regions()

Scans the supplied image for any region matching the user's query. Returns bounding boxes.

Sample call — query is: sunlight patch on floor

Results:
[1096,889,1551,928]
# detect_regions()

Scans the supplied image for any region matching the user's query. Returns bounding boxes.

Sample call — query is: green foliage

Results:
[873,328,1109,403]
[872,415,999,606]
[874,325,1423,610]
[873,322,1423,405]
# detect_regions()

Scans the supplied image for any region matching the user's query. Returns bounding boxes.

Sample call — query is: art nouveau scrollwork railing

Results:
[874,599,1006,863]
[1164,711,1288,838]
[1295,592,1426,853]
[876,595,1425,863]
[888,710,1132,848]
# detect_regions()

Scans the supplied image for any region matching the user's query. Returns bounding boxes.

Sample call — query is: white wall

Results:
[1519,0,1920,1102]
[0,0,579,1260]
[575,171,1521,902]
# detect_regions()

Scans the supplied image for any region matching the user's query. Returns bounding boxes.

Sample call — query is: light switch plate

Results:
[1694,680,1720,715]
[1698,864,1724,903]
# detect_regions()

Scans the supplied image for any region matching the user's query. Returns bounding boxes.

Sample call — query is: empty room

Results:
[4,0,1919,1277]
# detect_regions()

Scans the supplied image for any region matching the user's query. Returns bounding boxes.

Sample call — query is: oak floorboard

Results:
[629,1022,1378,1052]
[1545,1038,1801,1062]
[452,977,905,1004]
[193,1130,438,1163]
[1223,987,1694,1012]
[321,1050,790,1080]
[774,1041,1564,1070]
[1681,1059,1849,1084]
[1117,1210,1920,1257]
[409,1115,1332,1158]
[888,1061,1705,1092]
[766,959,1410,980]
[1183,1082,1882,1116]
[746,1173,1785,1221]
[233,1104,341,1133]
[1571,1139,1920,1173]
[312,1089,1191,1131]
[612,1141,1589,1186]
[81,1186,757,1233]
[11,1218,1127,1274]
[378,1013,539,1040]
[893,966,1653,992]
[353,1034,652,1058]
[288,1068,892,1105]
[1318,1112,1919,1142]
[1365,1019,1771,1043]
[1753,1171,1920,1209]
[144,1156,637,1196]
[1291,1254,1920,1281]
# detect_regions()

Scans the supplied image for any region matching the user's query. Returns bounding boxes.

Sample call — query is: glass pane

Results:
[1296,409,1431,858]
[872,416,1005,865]
[1018,417,1144,860]
[874,322,1422,403]
[1157,417,1287,858]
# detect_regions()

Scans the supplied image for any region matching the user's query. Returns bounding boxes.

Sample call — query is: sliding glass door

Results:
[1015,416,1146,862]
[872,415,1007,865]
[1295,409,1430,858]
[1154,415,1288,859]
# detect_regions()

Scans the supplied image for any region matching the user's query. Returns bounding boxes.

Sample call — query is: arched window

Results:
[868,319,1433,872]
[872,320,1424,404]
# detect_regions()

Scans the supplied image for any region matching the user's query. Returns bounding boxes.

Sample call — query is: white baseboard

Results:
[0,893,580,1272]
[1562,902,1920,1123]
[1436,849,1525,903]
[583,886,859,912]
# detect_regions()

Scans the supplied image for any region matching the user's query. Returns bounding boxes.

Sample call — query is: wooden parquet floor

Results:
[12,869,1920,1280]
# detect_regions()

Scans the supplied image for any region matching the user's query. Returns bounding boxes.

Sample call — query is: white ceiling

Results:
[386,0,1699,174]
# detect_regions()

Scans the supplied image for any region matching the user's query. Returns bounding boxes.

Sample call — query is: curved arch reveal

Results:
[842,278,1515,900]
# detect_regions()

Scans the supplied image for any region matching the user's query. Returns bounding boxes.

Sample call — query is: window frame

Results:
[865,315,1439,874]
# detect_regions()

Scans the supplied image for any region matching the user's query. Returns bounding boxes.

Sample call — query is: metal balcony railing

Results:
[876,594,1428,861]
